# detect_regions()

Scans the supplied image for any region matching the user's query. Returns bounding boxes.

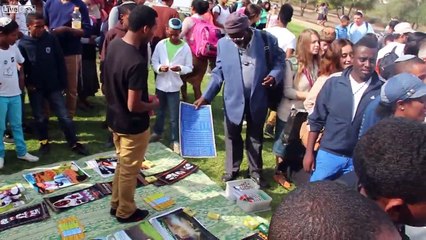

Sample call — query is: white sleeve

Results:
[180,17,195,39]
[14,45,24,64]
[288,35,296,50]
[212,5,220,14]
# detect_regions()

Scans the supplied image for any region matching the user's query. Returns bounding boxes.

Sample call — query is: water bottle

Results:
[71,7,81,29]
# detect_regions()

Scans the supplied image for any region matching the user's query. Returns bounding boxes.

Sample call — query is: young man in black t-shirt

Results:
[103,5,159,223]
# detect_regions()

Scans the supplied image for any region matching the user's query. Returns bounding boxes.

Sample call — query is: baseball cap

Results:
[394,22,415,35]
[0,17,12,33]
[394,54,417,63]
[381,73,426,104]
[168,18,182,30]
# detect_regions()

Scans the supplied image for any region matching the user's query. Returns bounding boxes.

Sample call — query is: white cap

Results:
[394,54,417,63]
[394,22,415,35]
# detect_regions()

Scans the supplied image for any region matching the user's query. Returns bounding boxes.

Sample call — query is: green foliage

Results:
[328,0,377,15]
[382,0,426,27]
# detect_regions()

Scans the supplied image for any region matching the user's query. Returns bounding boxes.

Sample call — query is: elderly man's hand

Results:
[262,76,275,88]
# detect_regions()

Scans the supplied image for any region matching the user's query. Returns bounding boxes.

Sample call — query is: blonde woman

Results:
[273,29,320,186]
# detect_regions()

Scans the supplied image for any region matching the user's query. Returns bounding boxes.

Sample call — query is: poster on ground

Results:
[23,162,90,194]
[179,102,217,158]
[149,207,218,240]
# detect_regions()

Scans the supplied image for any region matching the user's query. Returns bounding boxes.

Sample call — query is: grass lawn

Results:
[0,22,305,221]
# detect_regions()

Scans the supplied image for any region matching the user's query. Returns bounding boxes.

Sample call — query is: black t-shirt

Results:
[104,38,149,134]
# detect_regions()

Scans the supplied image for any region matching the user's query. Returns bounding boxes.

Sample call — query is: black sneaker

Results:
[221,172,238,182]
[110,208,117,216]
[71,143,89,156]
[116,209,149,223]
[3,134,14,145]
[39,142,50,155]
[264,124,274,138]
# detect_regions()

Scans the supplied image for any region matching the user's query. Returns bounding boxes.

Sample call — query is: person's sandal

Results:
[273,174,292,190]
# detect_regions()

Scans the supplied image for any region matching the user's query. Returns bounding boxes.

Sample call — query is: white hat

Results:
[394,22,415,35]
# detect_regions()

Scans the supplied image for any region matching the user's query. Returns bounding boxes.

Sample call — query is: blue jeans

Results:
[272,119,286,157]
[0,95,27,157]
[153,89,180,143]
[310,149,354,182]
[28,90,78,146]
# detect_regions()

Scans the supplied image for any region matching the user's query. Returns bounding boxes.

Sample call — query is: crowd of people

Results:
[0,0,425,236]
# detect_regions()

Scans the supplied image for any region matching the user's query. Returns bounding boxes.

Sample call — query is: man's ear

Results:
[383,198,405,223]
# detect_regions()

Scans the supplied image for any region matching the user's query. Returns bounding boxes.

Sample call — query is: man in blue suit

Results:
[194,13,285,187]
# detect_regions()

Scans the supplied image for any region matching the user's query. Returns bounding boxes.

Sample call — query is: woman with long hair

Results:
[304,39,353,113]
[272,29,321,186]
[244,4,262,27]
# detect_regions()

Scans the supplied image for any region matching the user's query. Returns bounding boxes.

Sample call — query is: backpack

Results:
[187,17,221,58]
[378,46,398,79]
[260,30,285,111]
[349,21,369,31]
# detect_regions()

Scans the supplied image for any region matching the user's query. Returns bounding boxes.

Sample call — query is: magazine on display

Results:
[0,202,50,231]
[23,162,90,194]
[149,207,218,240]
[0,183,30,214]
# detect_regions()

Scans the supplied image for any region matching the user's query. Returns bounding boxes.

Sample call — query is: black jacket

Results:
[18,31,67,93]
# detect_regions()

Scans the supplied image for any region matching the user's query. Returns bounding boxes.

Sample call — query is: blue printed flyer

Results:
[179,102,217,158]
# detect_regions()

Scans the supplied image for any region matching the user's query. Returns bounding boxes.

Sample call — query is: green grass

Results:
[1,23,305,220]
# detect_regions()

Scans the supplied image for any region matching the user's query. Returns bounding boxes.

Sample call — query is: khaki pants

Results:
[64,55,82,118]
[111,129,150,218]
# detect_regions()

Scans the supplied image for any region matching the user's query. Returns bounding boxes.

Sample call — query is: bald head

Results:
[393,57,426,82]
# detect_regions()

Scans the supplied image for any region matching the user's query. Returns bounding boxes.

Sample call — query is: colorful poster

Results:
[23,162,90,194]
[0,183,30,214]
[94,221,163,240]
[44,185,106,212]
[149,207,218,240]
[0,202,50,231]
[86,156,117,178]
[179,102,217,158]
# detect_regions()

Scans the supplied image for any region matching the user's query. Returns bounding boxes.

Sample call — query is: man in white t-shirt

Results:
[348,11,374,44]
[377,22,414,62]
[264,3,295,58]
[212,0,230,35]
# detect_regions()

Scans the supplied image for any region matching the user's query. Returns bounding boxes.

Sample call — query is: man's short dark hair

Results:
[278,3,293,26]
[0,19,19,35]
[191,0,209,15]
[269,181,397,240]
[127,5,158,32]
[354,118,426,204]
[354,33,378,51]
[405,32,426,55]
[118,2,137,16]
[26,13,44,26]
[340,15,350,21]
[354,10,364,17]
[388,20,399,30]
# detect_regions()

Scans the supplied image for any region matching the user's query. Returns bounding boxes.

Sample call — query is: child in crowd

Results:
[150,18,193,153]
[266,4,279,28]
[0,17,39,169]
[18,13,88,156]
[335,15,350,40]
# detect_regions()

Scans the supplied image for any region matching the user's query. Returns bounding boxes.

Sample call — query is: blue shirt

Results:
[44,0,91,55]
[335,25,348,39]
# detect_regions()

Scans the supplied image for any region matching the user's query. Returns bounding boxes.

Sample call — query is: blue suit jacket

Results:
[203,29,285,125]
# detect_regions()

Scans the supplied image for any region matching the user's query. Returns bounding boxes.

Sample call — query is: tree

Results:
[384,0,426,29]
[328,0,377,16]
